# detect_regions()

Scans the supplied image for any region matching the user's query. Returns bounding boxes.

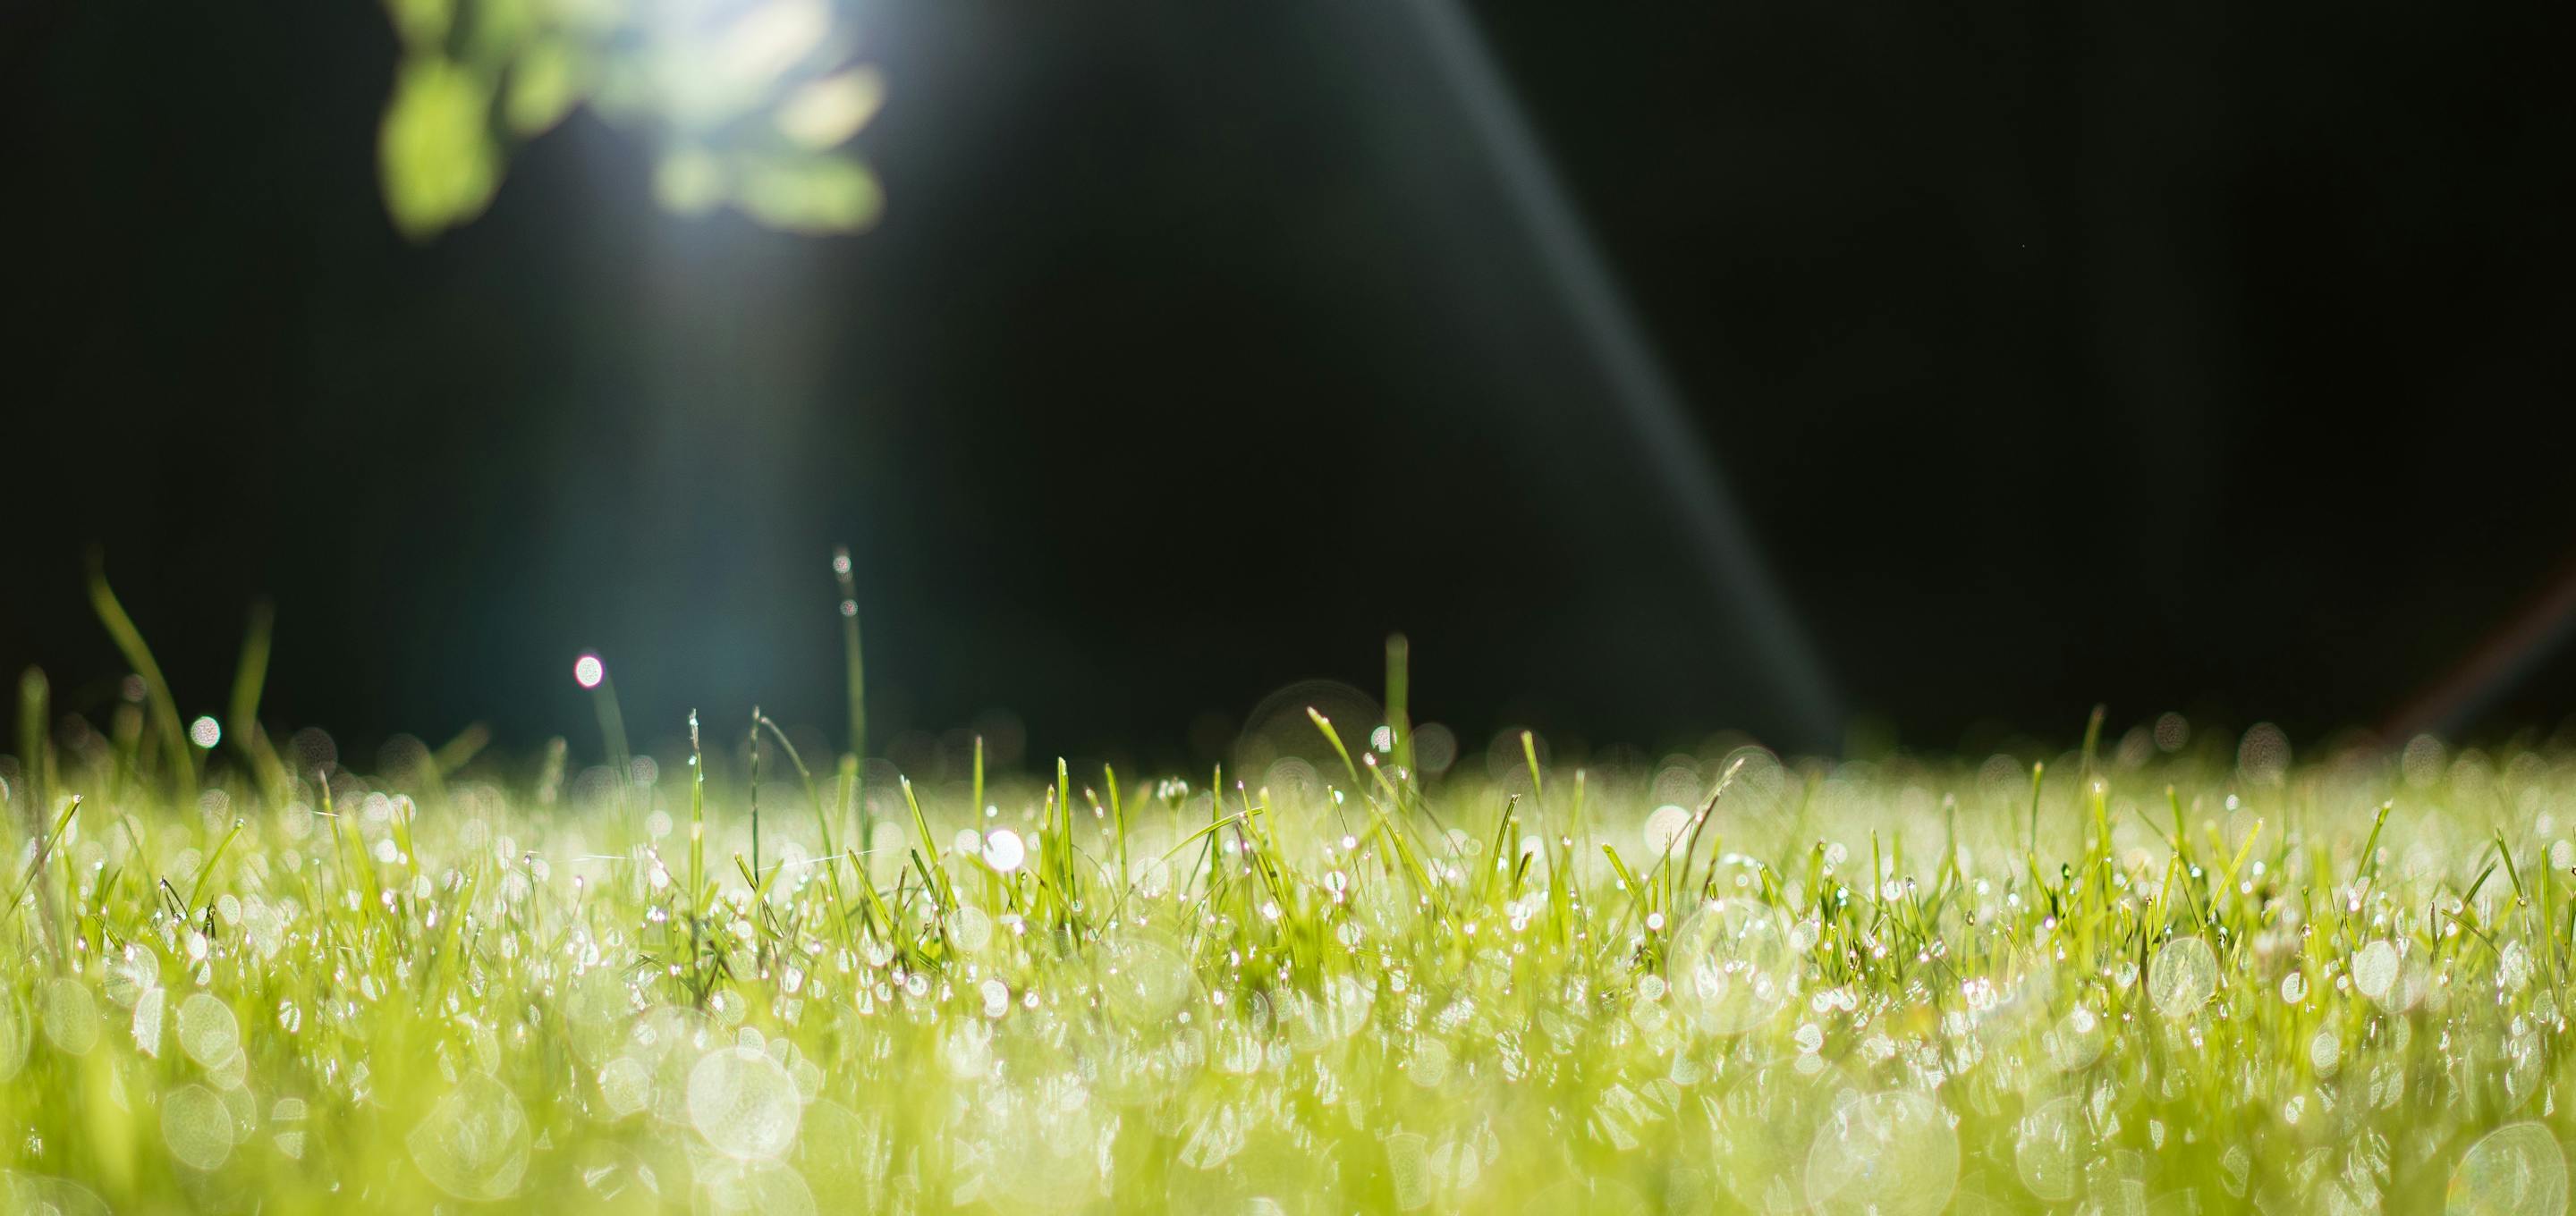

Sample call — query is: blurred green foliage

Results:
[377,0,884,239]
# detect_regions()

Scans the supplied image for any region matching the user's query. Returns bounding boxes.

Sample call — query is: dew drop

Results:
[2015,1095,2080,1202]
[178,992,242,1070]
[599,1057,651,1118]
[2449,1121,2568,1216]
[2048,1007,2104,1072]
[2310,1028,2343,1077]
[688,1045,803,1160]
[1385,1131,1431,1211]
[162,1083,233,1171]
[1641,805,1691,857]
[39,979,98,1056]
[1806,1090,1959,1216]
[131,988,165,1057]
[103,944,160,1008]
[983,830,1025,874]
[1668,898,1796,1035]
[0,1171,109,1216]
[1098,933,1192,1027]
[407,1073,531,1200]
[2148,936,2218,1018]
[2354,940,2401,1004]
[950,905,994,954]
[695,1155,817,1216]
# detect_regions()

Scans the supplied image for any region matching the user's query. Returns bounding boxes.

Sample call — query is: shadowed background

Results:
[5,0,2575,768]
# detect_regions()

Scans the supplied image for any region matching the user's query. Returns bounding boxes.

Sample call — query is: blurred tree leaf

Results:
[379,57,501,239]
[732,152,882,233]
[504,38,583,137]
[376,0,884,241]
[386,0,453,50]
[776,67,883,150]
[469,0,539,58]
[654,147,727,217]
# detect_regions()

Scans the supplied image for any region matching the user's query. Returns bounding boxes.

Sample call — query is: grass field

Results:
[5,629,2575,1212]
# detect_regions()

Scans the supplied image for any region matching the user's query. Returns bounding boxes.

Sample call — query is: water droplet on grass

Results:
[2449,1122,2567,1216]
[570,1141,664,1208]
[2148,936,2217,1018]
[564,968,637,1066]
[796,1099,876,1204]
[695,1156,817,1216]
[1707,1059,1847,1209]
[2310,1028,2343,1077]
[408,1073,531,1201]
[2354,940,2401,1003]
[1805,1090,1959,1216]
[131,987,165,1056]
[1427,1136,1482,1196]
[598,1057,651,1119]
[1642,805,1691,856]
[625,1005,717,1124]
[178,992,240,1069]
[0,1171,110,1216]
[983,829,1026,874]
[162,1083,233,1171]
[1407,1037,1452,1087]
[1670,899,1795,1034]
[1284,975,1375,1051]
[689,1044,803,1159]
[2504,941,2535,992]
[103,944,161,1009]
[2015,1095,2080,1202]
[2048,1007,2103,1071]
[39,979,97,1056]
[1099,934,1192,1027]
[1385,1131,1431,1211]
[951,905,994,954]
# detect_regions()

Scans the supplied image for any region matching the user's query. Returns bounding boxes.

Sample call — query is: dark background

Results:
[6,0,2575,768]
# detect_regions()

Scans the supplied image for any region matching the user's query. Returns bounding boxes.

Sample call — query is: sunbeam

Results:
[1395,0,1845,747]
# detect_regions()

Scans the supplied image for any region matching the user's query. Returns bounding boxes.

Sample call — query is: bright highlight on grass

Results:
[573,652,606,689]
[981,827,1025,874]
[6,668,2576,1212]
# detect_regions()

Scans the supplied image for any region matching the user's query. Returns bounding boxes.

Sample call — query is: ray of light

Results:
[1396,0,1844,747]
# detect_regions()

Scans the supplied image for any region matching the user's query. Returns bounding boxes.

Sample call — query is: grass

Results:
[4,580,2574,1212]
